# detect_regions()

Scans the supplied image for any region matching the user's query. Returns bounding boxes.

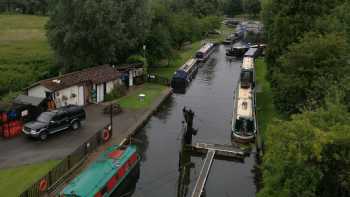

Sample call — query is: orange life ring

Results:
[39,179,48,192]
[102,129,110,142]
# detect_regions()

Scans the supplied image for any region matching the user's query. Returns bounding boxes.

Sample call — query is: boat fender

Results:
[102,128,110,142]
[39,179,48,192]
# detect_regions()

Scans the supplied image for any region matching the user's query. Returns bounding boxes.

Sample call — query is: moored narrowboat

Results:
[232,84,256,143]
[226,41,250,57]
[171,58,199,93]
[195,43,215,62]
[60,145,140,197]
[240,55,256,89]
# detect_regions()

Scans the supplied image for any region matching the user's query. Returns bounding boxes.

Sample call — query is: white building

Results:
[26,65,122,107]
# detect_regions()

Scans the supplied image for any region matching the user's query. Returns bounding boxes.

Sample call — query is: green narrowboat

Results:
[60,145,140,197]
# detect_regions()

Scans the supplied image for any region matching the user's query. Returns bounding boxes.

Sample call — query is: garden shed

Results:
[26,65,122,107]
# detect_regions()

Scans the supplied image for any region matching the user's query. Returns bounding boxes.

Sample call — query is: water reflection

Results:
[198,57,217,86]
[153,96,175,123]
[131,129,150,162]
[111,162,140,197]
[177,145,192,197]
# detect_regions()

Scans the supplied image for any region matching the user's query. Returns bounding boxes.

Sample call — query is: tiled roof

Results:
[32,65,121,91]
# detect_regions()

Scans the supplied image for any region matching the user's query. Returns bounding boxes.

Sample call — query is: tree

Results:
[146,24,172,65]
[46,0,150,72]
[222,0,243,16]
[261,0,342,74]
[258,100,350,197]
[168,12,200,49]
[242,0,260,17]
[272,33,350,114]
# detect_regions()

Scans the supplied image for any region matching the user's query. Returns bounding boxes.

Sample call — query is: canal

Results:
[121,45,257,197]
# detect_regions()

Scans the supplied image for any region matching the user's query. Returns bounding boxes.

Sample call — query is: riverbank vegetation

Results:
[255,58,279,141]
[0,160,59,196]
[259,0,350,196]
[0,14,55,102]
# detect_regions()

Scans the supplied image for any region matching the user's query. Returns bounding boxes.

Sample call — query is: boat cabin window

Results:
[195,52,204,59]
[240,71,253,88]
[235,117,254,134]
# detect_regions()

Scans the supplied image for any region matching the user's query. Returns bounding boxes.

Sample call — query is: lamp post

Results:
[143,45,147,75]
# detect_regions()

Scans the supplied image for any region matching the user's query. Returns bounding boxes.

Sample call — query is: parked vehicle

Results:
[22,105,86,140]
[60,145,140,197]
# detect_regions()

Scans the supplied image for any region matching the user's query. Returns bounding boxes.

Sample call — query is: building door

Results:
[84,82,93,104]
[78,86,84,106]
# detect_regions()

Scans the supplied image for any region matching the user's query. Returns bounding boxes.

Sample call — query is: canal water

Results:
[119,45,257,197]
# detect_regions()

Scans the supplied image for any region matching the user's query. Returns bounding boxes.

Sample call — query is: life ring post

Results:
[102,125,112,142]
[39,179,48,192]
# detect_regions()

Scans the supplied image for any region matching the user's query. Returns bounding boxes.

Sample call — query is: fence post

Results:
[67,155,71,169]
[48,171,52,186]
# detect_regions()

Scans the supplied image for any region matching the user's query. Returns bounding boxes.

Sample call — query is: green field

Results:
[149,24,233,79]
[0,160,59,197]
[255,58,280,141]
[0,14,53,102]
[117,83,166,109]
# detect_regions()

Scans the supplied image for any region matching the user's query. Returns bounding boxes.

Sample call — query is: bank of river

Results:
[120,45,258,197]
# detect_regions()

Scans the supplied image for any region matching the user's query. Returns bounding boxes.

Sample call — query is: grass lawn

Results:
[0,14,53,102]
[255,58,280,141]
[0,160,59,197]
[149,24,233,79]
[117,83,166,109]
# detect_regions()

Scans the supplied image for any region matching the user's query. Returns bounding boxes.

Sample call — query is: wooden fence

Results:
[19,124,112,197]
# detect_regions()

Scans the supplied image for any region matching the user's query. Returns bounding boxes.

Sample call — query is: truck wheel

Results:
[40,133,48,141]
[72,121,81,130]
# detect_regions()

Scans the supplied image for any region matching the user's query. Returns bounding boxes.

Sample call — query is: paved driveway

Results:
[0,104,146,169]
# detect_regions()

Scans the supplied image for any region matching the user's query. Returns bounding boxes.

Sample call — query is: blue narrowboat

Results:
[171,58,199,93]
[60,145,140,197]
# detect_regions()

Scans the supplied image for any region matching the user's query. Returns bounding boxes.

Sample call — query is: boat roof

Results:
[242,57,254,70]
[197,43,214,54]
[179,58,197,73]
[61,145,137,197]
[232,41,249,49]
[236,86,253,118]
[244,48,258,57]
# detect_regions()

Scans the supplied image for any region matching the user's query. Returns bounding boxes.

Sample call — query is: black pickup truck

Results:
[22,105,86,140]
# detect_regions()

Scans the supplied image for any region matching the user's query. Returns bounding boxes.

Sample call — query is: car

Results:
[22,105,86,140]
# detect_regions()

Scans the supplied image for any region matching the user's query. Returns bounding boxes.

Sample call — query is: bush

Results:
[126,55,145,64]
[104,85,127,101]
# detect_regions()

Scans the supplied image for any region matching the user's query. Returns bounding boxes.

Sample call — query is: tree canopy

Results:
[259,100,350,197]
[261,0,350,114]
[46,0,150,72]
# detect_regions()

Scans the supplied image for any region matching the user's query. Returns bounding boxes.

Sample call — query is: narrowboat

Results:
[226,41,250,57]
[60,145,140,197]
[171,58,199,93]
[240,56,256,89]
[232,84,256,143]
[195,43,215,62]
[244,47,259,58]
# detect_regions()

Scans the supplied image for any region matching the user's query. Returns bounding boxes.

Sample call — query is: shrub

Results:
[104,85,127,101]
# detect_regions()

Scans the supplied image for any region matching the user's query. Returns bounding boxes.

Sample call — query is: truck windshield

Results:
[37,112,55,123]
